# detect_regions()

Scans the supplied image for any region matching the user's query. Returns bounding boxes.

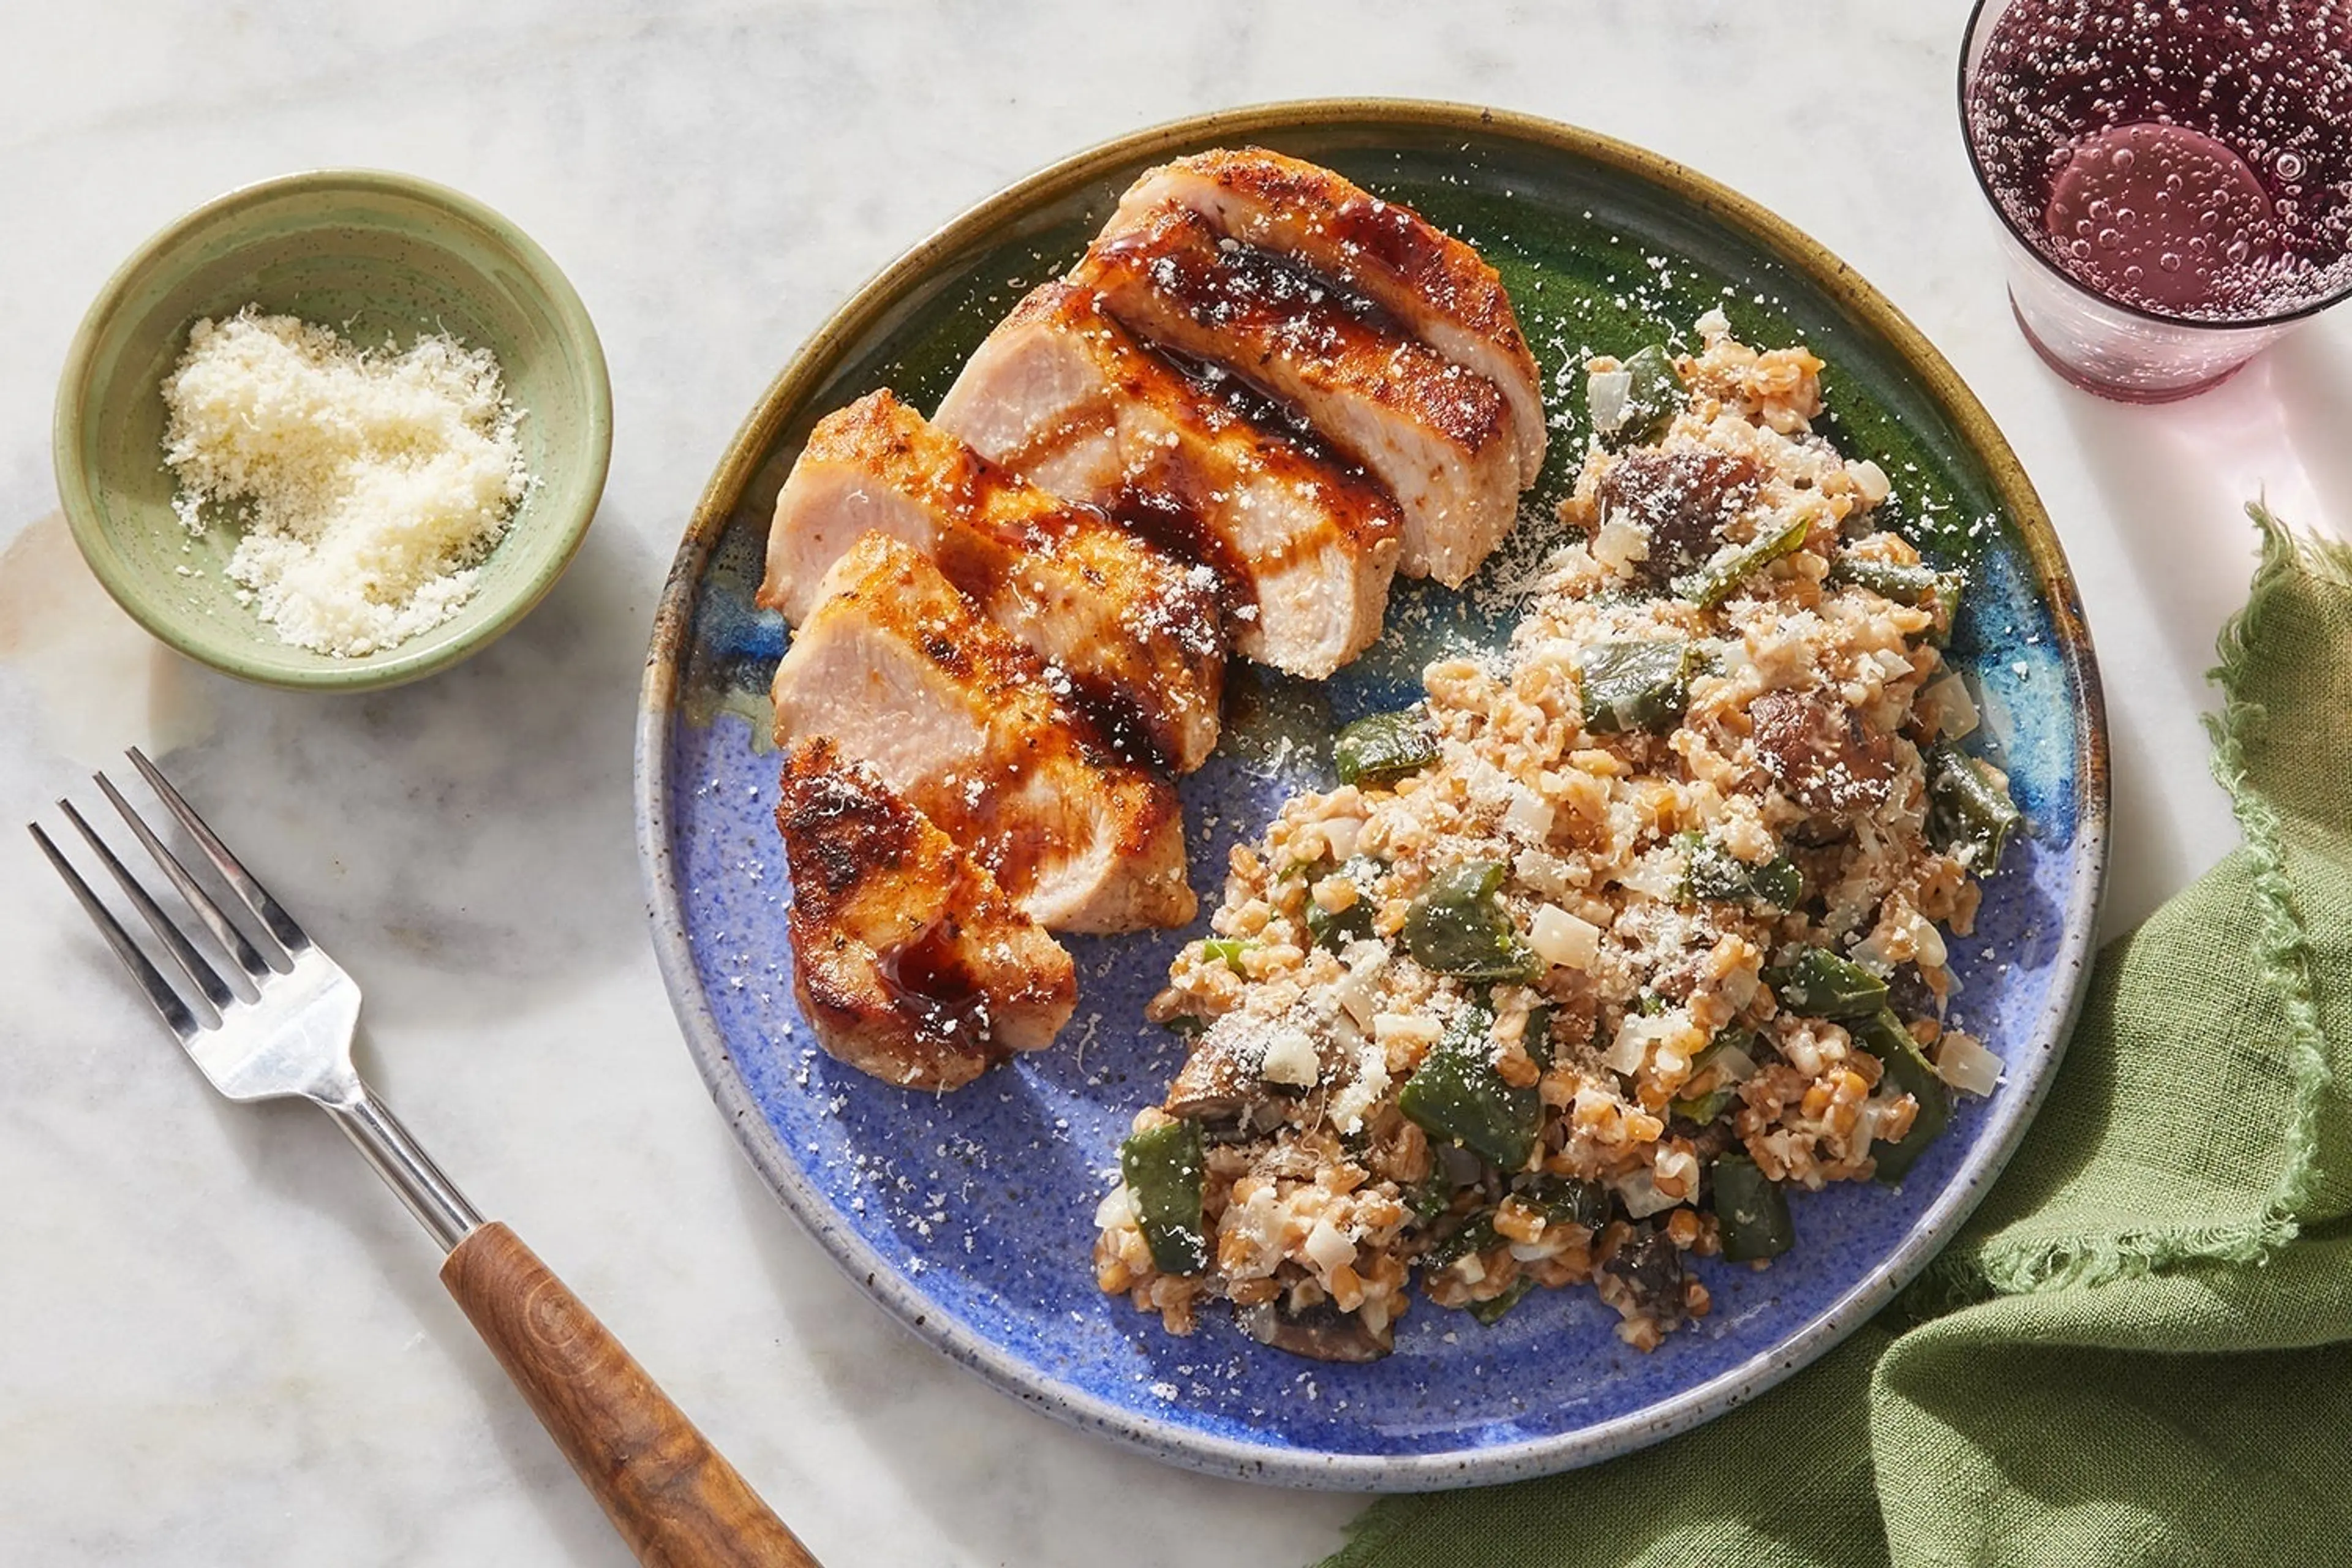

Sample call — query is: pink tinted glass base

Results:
[2008,295,2248,403]
[1993,223,2289,402]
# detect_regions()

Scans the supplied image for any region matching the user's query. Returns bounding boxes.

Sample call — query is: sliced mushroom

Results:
[1598,1224,1688,1331]
[1237,1298,1393,1363]
[1163,1013,1274,1120]
[1684,1119,1739,1163]
[1749,687,1896,818]
[1596,447,1764,589]
[1165,1009,1330,1120]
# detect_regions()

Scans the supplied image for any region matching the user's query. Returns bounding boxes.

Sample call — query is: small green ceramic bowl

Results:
[53,169,612,690]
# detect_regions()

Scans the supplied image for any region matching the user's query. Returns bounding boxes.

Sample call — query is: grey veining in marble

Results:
[3,1,2348,1563]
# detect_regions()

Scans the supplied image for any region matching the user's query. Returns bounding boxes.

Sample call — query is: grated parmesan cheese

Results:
[1257,1025,1322,1087]
[160,309,530,657]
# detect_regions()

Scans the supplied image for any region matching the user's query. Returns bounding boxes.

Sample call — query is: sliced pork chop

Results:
[759,389,1224,773]
[1074,202,1521,589]
[777,737,1076,1091]
[1107,148,1547,485]
[771,532,1196,934]
[935,282,1402,679]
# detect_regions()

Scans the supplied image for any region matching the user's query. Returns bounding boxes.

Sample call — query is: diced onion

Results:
[1605,1012,1669,1074]
[1613,1168,1681,1219]
[1937,1031,2004,1096]
[1304,1218,1357,1273]
[1514,846,1575,900]
[1333,972,1379,1030]
[1332,941,1386,1029]
[1374,1012,1443,1048]
[1588,368,1633,433]
[1094,1185,1135,1230]
[1321,816,1364,862]
[1917,673,1981,742]
[1849,458,1892,506]
[1529,903,1602,970]
[1618,847,1683,900]
[1504,785,1555,843]
[1712,1046,1759,1084]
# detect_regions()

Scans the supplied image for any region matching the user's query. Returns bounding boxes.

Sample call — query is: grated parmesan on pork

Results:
[160,309,530,657]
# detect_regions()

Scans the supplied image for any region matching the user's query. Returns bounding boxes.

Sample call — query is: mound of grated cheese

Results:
[160,309,530,658]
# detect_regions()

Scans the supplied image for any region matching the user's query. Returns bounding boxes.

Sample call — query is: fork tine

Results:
[59,799,238,1014]
[97,771,279,981]
[126,747,309,955]
[28,823,202,1041]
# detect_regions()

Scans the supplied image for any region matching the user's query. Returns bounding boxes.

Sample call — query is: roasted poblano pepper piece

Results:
[1404,861,1541,982]
[1335,707,1439,788]
[1927,747,2023,874]
[1674,514,1812,609]
[1118,1119,1209,1274]
[1305,898,1373,952]
[1425,1208,1501,1270]
[1670,1086,1738,1124]
[1711,1153,1795,1261]
[1522,1003,1555,1057]
[1575,639,1696,734]
[1515,1174,1610,1231]
[1408,1170,1459,1222]
[1829,554,1937,603]
[1931,573,1965,643]
[1830,554,1966,643]
[1596,343,1684,449]
[1466,1277,1537,1326]
[1766,946,1890,1018]
[1200,937,1254,974]
[1303,856,1382,952]
[1679,832,1803,911]
[1161,1014,1208,1038]
[1670,1026,1756,1123]
[1850,1009,1953,1183]
[1398,1003,1542,1172]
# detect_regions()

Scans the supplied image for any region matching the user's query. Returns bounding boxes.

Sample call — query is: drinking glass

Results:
[1959,0,2352,402]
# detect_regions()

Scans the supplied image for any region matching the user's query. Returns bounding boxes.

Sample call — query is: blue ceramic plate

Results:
[635,102,2108,1489]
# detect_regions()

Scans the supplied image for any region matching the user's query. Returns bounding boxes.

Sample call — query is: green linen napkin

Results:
[1324,508,2352,1568]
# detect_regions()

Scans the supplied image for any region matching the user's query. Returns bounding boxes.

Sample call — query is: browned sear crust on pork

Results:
[760,388,1227,772]
[778,737,1077,1090]
[1105,146,1547,485]
[771,532,1196,933]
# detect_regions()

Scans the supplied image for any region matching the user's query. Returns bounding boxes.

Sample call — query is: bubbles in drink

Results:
[1966,0,2352,321]
[2044,121,2274,311]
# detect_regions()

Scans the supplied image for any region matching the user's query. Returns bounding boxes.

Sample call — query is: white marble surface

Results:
[2,2,2346,1562]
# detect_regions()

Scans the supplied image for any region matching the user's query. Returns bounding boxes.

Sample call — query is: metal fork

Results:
[32,749,820,1568]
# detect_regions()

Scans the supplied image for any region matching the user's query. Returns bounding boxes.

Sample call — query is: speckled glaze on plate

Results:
[634,102,2108,1490]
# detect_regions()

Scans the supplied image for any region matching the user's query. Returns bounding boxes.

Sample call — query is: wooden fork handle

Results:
[440,1222,821,1567]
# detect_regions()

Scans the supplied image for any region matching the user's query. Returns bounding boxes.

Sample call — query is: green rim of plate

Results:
[53,168,613,692]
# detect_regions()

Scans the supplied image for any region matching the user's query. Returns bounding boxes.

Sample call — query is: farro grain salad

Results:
[1093,312,2022,1361]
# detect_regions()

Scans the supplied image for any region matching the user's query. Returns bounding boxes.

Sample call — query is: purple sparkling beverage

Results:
[1961,0,2352,397]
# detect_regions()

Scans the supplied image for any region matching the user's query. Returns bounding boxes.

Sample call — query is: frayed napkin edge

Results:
[1915,503,2340,1310]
